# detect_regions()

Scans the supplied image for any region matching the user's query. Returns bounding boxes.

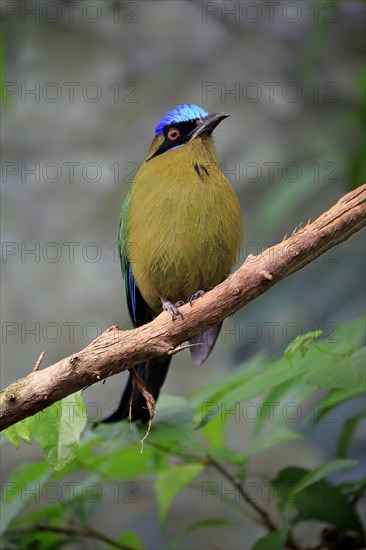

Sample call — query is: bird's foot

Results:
[162,299,184,320]
[188,290,205,307]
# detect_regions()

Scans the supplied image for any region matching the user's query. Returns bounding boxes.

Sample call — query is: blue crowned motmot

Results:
[102,104,243,423]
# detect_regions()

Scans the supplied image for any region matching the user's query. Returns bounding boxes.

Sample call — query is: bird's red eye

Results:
[167,127,180,141]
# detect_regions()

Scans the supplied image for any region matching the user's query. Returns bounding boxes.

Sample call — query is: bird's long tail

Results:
[100,323,222,423]
[100,356,172,423]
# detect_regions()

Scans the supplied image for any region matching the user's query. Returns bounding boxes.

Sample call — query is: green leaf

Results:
[252,377,303,435]
[163,518,230,550]
[201,413,226,447]
[337,410,366,458]
[148,395,195,443]
[251,530,288,550]
[93,396,196,455]
[25,392,87,470]
[189,352,267,410]
[313,387,365,423]
[183,518,230,534]
[7,504,65,549]
[287,459,358,497]
[283,318,365,379]
[5,525,65,549]
[205,447,246,465]
[83,445,161,478]
[285,330,323,366]
[272,467,364,538]
[63,474,102,525]
[91,418,140,446]
[295,483,364,541]
[257,379,317,435]
[334,317,365,351]
[303,357,361,389]
[192,318,365,429]
[193,356,299,428]
[0,462,51,534]
[164,518,230,550]
[8,503,64,528]
[4,420,31,448]
[117,530,144,550]
[351,346,366,383]
[245,427,302,456]
[155,463,204,526]
[337,478,366,503]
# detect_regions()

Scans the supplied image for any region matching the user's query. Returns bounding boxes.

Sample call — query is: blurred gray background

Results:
[1,1,365,548]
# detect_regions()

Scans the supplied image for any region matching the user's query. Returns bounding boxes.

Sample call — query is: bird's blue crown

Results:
[155,104,209,136]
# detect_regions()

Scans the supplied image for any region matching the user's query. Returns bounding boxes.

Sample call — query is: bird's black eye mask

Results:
[147,120,200,161]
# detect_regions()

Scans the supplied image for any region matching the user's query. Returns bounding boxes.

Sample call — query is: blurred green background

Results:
[1,0,365,548]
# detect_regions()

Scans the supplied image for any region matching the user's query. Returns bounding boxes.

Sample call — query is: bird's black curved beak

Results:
[188,112,229,142]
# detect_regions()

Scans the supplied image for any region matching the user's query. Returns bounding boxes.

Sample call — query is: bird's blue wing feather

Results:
[118,193,152,328]
[118,193,130,277]
[101,192,160,424]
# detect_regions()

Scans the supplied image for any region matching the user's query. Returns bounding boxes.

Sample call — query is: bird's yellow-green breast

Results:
[124,109,243,313]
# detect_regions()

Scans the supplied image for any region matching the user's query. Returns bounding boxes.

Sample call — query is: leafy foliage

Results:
[1,317,365,549]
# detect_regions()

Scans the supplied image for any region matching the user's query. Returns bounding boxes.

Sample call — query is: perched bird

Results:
[102,104,242,423]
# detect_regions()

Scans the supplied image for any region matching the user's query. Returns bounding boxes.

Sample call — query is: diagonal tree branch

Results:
[1,184,365,431]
